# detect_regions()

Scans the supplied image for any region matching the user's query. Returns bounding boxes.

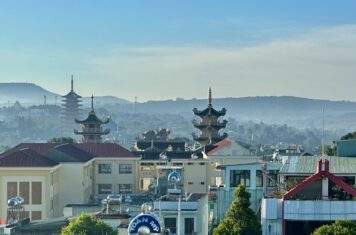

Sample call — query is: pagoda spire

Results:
[71,75,74,92]
[91,95,94,112]
[192,88,228,147]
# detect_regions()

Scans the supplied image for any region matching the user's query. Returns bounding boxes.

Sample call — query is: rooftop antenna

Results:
[208,87,212,107]
[44,95,47,105]
[321,107,325,157]
[71,75,74,92]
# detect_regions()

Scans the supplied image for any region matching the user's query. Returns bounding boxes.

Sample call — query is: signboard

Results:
[128,213,162,234]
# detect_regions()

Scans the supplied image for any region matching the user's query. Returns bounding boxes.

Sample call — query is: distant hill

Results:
[0,83,130,106]
[117,96,356,130]
[0,83,59,105]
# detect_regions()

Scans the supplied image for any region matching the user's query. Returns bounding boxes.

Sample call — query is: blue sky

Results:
[1,1,356,101]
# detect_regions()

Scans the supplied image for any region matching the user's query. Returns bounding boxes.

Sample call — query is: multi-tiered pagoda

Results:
[192,88,228,147]
[61,76,82,135]
[74,95,110,143]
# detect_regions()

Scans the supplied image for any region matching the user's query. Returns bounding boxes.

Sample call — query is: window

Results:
[268,170,279,187]
[199,162,205,165]
[19,182,29,204]
[230,170,250,187]
[185,218,194,235]
[200,182,205,185]
[119,164,132,174]
[187,162,194,165]
[119,184,132,194]
[98,184,112,194]
[98,164,111,174]
[173,162,183,166]
[31,211,42,220]
[256,170,263,187]
[7,182,17,200]
[188,182,193,185]
[31,182,42,205]
[164,218,176,233]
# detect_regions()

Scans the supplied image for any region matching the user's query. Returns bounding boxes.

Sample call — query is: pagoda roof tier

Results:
[74,129,110,135]
[62,90,82,99]
[192,119,227,129]
[75,111,109,124]
[192,107,226,117]
[192,132,228,141]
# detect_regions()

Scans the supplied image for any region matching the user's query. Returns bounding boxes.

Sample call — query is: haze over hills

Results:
[1,82,356,131]
[0,83,130,106]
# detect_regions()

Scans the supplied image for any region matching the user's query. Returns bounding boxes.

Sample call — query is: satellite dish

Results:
[168,171,181,185]
[191,153,198,159]
[159,152,167,160]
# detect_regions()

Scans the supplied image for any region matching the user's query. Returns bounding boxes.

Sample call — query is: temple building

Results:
[74,95,110,143]
[192,88,228,147]
[61,76,82,135]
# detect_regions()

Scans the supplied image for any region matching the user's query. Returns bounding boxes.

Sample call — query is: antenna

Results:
[134,96,137,113]
[44,95,47,105]
[321,107,325,157]
[71,75,74,91]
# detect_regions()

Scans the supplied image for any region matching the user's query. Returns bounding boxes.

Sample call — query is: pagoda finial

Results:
[91,95,94,112]
[71,75,74,91]
[208,87,212,108]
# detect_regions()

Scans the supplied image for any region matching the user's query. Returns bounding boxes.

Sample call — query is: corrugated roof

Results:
[280,156,356,174]
[0,148,59,167]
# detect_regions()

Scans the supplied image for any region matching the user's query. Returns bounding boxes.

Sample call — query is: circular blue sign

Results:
[128,213,161,234]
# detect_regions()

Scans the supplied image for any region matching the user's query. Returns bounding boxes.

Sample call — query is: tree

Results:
[213,184,261,235]
[60,213,115,235]
[312,220,356,235]
[48,137,76,144]
[341,132,356,140]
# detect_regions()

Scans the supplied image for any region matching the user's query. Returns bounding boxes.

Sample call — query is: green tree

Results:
[48,137,76,144]
[312,220,356,235]
[60,213,115,235]
[341,131,356,140]
[213,184,261,235]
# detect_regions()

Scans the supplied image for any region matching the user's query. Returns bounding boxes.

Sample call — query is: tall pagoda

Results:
[192,88,228,147]
[74,95,110,143]
[61,76,82,135]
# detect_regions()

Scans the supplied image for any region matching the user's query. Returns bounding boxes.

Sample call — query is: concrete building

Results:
[262,157,356,235]
[0,142,139,223]
[216,161,282,222]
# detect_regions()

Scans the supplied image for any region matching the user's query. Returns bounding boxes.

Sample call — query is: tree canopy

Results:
[213,184,261,235]
[60,213,115,235]
[312,220,356,235]
[48,137,76,144]
[341,131,356,140]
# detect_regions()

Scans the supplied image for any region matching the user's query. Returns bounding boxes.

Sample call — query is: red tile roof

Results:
[1,143,57,156]
[0,148,59,167]
[53,144,95,162]
[75,143,135,158]
[206,138,233,156]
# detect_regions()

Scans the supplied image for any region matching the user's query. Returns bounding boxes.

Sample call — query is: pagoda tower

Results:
[192,88,228,147]
[74,95,110,143]
[61,76,82,135]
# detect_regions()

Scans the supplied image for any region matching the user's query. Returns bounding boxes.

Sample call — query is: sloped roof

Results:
[75,111,109,124]
[75,143,135,158]
[45,144,94,163]
[1,143,57,156]
[206,138,233,155]
[280,155,356,175]
[0,148,59,167]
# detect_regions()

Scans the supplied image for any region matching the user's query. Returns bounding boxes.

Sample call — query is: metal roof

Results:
[280,155,356,175]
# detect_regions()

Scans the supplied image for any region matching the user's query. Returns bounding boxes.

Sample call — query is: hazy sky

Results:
[1,1,356,101]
